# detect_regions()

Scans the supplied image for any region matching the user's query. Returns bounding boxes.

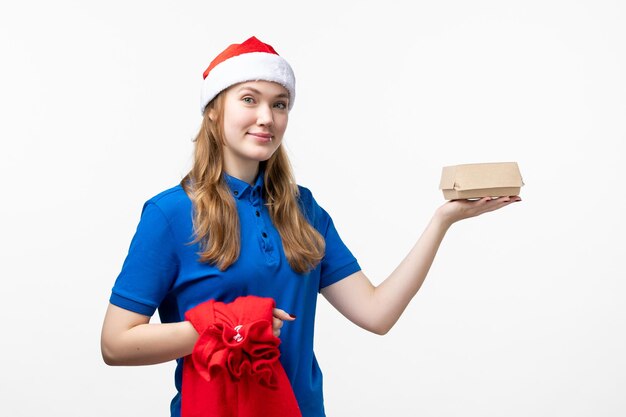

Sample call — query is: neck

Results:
[223,160,260,185]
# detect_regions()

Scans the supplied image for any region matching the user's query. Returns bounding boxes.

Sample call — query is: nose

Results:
[256,104,274,126]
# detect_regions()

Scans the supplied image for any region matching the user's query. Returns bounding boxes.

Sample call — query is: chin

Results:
[248,149,279,162]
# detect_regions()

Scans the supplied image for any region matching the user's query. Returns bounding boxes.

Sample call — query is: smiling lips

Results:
[248,132,273,143]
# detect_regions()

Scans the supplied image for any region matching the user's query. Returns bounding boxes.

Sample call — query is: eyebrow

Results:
[236,86,289,99]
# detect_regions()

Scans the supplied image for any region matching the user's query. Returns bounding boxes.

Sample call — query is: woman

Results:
[101,36,521,417]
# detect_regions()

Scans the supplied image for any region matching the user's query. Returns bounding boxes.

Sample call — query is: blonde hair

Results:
[181,94,325,273]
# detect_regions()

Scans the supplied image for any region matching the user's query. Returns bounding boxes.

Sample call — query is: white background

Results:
[1,1,625,416]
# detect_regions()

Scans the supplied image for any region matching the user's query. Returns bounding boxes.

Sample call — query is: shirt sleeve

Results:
[298,187,361,291]
[109,201,180,316]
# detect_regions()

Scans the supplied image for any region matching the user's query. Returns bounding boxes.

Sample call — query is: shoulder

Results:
[148,184,188,205]
[142,184,191,221]
[296,185,331,227]
[296,185,314,207]
[296,184,316,213]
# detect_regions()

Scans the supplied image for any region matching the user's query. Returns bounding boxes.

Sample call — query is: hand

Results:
[272,308,296,338]
[435,196,522,227]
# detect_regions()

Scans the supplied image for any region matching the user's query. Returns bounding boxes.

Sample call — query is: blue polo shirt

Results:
[110,173,361,417]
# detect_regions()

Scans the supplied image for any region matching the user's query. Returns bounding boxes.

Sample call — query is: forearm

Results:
[371,213,451,332]
[101,304,199,366]
[323,197,519,335]
[322,212,451,335]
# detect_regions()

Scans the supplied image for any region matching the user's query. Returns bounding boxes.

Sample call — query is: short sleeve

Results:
[298,187,361,290]
[110,201,180,316]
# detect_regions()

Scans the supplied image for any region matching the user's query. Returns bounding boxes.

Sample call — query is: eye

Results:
[242,96,255,104]
[274,101,288,110]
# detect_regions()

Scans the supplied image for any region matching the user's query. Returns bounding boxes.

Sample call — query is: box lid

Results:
[439,162,524,191]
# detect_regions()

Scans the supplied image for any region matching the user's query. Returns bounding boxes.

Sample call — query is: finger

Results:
[493,196,511,204]
[272,316,284,338]
[484,196,522,212]
[476,196,494,205]
[273,316,284,330]
[495,195,522,205]
[466,197,496,206]
[273,308,296,321]
[492,196,512,202]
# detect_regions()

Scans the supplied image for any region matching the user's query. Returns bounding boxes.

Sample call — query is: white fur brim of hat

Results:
[200,52,296,115]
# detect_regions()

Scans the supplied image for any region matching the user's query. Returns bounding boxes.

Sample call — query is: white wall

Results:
[1,1,624,416]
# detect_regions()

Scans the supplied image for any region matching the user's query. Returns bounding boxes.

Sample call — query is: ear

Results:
[208,108,217,122]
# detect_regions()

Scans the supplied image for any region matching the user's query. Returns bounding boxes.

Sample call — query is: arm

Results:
[100,303,199,366]
[321,196,521,335]
[100,304,294,366]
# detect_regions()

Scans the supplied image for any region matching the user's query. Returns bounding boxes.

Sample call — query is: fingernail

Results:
[289,314,297,319]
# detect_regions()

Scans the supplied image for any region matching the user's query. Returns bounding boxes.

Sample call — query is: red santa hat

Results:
[200,36,296,115]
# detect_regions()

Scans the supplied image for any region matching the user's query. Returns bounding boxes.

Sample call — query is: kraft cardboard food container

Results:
[439,162,524,200]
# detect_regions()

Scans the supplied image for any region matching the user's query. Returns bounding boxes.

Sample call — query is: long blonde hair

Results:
[181,94,325,273]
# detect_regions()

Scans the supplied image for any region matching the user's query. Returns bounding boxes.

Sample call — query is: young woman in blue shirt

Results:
[101,36,521,417]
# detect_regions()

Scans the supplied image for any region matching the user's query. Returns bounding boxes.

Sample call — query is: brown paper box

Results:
[439,162,524,200]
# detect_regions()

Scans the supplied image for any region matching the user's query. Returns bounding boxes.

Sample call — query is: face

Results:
[214,80,290,179]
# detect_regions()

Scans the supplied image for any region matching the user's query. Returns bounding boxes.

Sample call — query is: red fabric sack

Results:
[182,295,302,417]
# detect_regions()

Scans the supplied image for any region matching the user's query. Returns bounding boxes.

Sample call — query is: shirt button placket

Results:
[251,188,274,260]
[251,190,265,242]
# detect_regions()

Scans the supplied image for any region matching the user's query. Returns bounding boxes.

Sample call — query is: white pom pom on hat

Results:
[200,36,296,115]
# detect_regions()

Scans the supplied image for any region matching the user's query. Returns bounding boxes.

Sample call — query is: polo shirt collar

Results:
[223,170,264,200]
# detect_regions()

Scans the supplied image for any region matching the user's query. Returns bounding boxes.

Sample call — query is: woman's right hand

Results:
[272,308,296,338]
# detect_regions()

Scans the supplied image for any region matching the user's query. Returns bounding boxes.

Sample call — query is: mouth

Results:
[247,132,273,142]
